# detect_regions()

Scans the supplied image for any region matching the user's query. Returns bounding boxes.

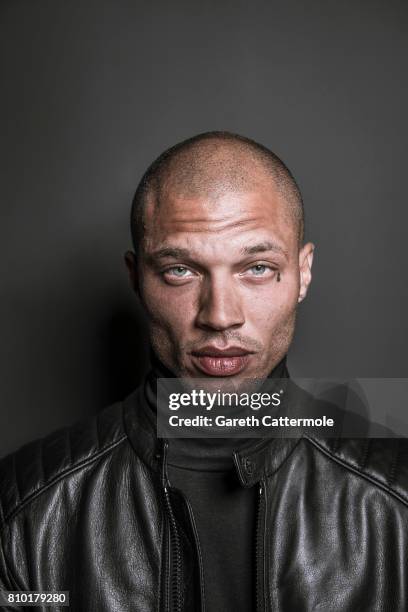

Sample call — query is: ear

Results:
[124,250,140,295]
[298,242,315,303]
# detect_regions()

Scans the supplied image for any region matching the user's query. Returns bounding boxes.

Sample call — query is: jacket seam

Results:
[2,434,128,525]
[264,438,303,480]
[156,510,165,612]
[387,438,400,487]
[0,520,24,591]
[305,436,408,508]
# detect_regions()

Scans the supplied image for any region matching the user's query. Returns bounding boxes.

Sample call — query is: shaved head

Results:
[131,131,304,252]
[126,131,314,381]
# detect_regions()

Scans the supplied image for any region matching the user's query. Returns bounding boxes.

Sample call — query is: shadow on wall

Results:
[102,301,151,408]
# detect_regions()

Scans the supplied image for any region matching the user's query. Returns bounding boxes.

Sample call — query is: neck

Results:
[142,350,289,471]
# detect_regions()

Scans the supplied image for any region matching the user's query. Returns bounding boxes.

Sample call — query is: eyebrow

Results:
[147,241,288,262]
[146,247,192,261]
[241,241,288,258]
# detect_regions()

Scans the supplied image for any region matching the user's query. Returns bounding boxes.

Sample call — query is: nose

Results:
[195,275,245,332]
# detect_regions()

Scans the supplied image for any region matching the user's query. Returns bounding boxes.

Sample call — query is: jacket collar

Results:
[232,436,302,486]
[123,355,301,487]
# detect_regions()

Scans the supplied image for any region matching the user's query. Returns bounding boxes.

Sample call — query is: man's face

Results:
[126,181,314,381]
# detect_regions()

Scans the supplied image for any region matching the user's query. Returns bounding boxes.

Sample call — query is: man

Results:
[0,131,407,611]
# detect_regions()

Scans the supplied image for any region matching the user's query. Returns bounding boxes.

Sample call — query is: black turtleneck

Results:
[145,354,288,612]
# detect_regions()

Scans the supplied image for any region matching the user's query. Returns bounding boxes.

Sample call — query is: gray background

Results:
[1,0,407,456]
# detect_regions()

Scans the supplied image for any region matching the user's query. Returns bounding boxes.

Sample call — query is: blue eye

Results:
[170,267,189,276]
[250,264,267,275]
[240,264,277,280]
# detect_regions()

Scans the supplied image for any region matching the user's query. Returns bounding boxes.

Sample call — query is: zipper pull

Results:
[161,439,170,489]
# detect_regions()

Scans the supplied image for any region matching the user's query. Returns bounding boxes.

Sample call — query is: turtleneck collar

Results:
[143,351,290,471]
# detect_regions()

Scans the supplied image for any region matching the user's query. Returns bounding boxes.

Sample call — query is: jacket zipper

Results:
[183,496,206,611]
[164,484,183,612]
[161,440,183,612]
[255,479,267,612]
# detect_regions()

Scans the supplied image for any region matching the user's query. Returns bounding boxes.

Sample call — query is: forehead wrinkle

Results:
[143,183,299,256]
[145,195,269,234]
[156,216,263,233]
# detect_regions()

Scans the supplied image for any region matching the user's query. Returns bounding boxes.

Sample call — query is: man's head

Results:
[125,131,314,380]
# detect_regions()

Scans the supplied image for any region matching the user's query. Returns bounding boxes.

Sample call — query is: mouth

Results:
[190,346,254,377]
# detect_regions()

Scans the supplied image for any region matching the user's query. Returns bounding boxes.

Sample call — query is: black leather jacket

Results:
[1,382,408,611]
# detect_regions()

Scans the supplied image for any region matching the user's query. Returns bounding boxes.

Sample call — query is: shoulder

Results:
[306,436,408,506]
[0,401,128,525]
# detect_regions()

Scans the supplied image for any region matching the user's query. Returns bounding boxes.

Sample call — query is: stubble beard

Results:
[148,308,297,389]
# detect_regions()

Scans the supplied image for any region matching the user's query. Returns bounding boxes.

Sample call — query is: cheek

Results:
[141,275,196,331]
[244,278,299,326]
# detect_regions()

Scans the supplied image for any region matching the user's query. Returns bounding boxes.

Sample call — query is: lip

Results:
[190,346,254,376]
[191,345,252,357]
